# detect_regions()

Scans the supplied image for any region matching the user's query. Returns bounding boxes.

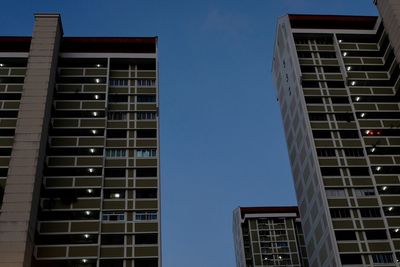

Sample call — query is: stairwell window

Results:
[137,112,156,120]
[136,149,156,158]
[137,79,155,86]
[106,149,126,158]
[109,79,128,86]
[102,212,125,221]
[107,112,127,121]
[135,211,157,221]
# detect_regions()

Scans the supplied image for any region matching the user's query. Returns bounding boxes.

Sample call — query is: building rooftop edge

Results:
[239,206,299,216]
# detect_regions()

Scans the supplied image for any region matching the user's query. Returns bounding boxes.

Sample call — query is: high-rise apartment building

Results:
[0,14,160,267]
[272,4,400,267]
[233,206,308,267]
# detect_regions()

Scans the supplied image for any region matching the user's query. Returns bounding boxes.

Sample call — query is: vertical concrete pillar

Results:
[0,14,62,267]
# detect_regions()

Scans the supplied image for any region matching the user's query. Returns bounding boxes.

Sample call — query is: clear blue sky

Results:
[2,1,377,266]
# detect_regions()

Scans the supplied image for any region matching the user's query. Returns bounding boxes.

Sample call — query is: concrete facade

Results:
[0,14,160,267]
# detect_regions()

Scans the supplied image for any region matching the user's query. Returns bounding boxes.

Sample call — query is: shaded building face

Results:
[0,14,160,267]
[233,207,308,267]
[273,12,400,267]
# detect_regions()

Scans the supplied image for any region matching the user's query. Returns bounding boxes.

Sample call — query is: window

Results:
[107,130,126,138]
[317,148,336,157]
[137,79,156,86]
[101,234,124,245]
[109,79,128,86]
[339,130,359,139]
[275,242,288,247]
[348,167,370,176]
[372,253,393,264]
[302,81,319,88]
[136,168,157,177]
[107,112,127,120]
[137,95,156,102]
[134,259,158,267]
[100,260,123,267]
[136,189,157,199]
[104,190,125,199]
[344,148,364,157]
[360,208,381,218]
[340,254,362,264]
[106,149,126,158]
[312,130,331,139]
[330,209,351,218]
[309,113,327,121]
[331,97,349,104]
[305,97,323,104]
[325,189,346,197]
[104,168,125,178]
[102,212,125,221]
[354,188,375,197]
[137,130,157,138]
[259,230,270,236]
[135,234,158,244]
[365,230,387,240]
[136,149,156,157]
[108,95,128,102]
[135,211,157,221]
[335,113,354,122]
[335,231,357,240]
[137,112,156,120]
[321,167,341,176]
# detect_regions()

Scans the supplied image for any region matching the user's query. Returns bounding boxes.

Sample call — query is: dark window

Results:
[0,129,15,136]
[312,130,331,139]
[326,81,345,88]
[134,259,158,267]
[308,113,327,121]
[0,148,12,156]
[300,66,315,73]
[330,209,350,218]
[344,148,364,157]
[100,259,123,267]
[319,52,336,58]
[335,231,357,240]
[104,168,125,177]
[305,97,323,104]
[137,130,157,138]
[107,130,126,138]
[360,208,381,218]
[335,113,354,122]
[365,230,387,240]
[101,235,124,245]
[297,51,312,58]
[137,95,156,102]
[323,66,341,73]
[321,167,341,176]
[135,234,158,244]
[302,81,319,88]
[339,130,359,139]
[0,111,18,118]
[0,93,21,100]
[331,97,349,104]
[340,254,362,264]
[136,189,157,199]
[0,185,4,206]
[136,168,157,177]
[348,167,370,176]
[317,148,336,157]
[108,95,128,103]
